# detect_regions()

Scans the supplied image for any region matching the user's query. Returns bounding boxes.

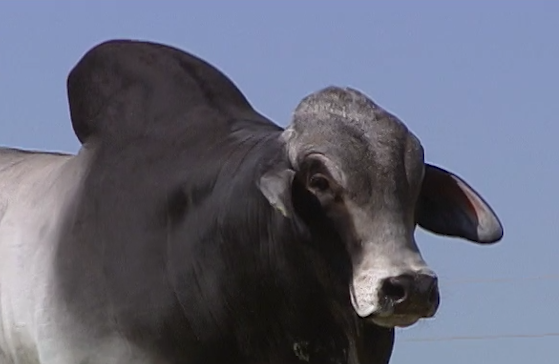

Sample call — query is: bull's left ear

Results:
[258,167,296,218]
[416,163,504,244]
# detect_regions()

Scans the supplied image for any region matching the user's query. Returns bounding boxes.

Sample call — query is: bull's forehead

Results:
[292,86,405,135]
[285,86,425,200]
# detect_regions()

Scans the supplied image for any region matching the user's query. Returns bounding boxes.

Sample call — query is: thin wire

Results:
[442,273,559,285]
[403,332,559,343]
[399,275,559,343]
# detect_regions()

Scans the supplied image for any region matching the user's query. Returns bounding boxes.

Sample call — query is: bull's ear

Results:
[258,167,296,218]
[416,163,503,244]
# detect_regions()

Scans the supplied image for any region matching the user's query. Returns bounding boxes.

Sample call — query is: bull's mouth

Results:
[352,294,437,329]
[368,313,423,328]
[361,303,438,328]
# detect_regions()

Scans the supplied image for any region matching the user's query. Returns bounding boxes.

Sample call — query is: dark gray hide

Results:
[260,86,503,327]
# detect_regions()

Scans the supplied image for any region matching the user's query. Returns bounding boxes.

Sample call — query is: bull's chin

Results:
[368,314,422,329]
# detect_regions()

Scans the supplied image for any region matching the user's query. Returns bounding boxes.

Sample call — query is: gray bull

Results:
[0,40,503,364]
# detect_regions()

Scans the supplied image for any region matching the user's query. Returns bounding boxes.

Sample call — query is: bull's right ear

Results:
[258,167,296,218]
[416,163,504,244]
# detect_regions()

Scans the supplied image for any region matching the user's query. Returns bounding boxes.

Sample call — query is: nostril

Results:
[380,274,439,315]
[381,277,408,303]
[417,275,438,301]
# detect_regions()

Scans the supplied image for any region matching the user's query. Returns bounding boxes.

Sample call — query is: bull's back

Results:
[0,147,73,204]
[0,147,75,364]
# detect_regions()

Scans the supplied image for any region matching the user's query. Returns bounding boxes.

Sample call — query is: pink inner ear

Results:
[423,164,503,243]
[453,176,489,221]
[424,167,480,221]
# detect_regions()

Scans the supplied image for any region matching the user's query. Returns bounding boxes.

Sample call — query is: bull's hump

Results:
[67,39,270,145]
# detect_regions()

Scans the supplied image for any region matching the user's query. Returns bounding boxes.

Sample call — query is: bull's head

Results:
[258,86,503,328]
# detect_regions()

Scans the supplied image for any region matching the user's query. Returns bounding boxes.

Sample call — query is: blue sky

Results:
[1,1,557,363]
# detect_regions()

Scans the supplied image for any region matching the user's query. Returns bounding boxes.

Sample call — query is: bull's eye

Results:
[308,174,330,192]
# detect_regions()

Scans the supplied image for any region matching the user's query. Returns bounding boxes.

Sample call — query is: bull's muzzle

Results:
[379,273,440,318]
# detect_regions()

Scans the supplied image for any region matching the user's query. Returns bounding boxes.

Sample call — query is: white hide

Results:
[0,148,154,364]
